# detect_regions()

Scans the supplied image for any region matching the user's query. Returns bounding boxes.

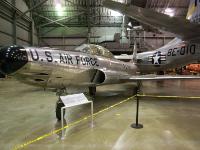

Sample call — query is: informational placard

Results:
[60,93,93,139]
[60,93,88,107]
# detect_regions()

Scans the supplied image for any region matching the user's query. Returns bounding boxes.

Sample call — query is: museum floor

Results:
[0,78,200,150]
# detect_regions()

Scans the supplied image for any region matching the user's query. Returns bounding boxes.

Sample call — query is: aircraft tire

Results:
[56,99,65,121]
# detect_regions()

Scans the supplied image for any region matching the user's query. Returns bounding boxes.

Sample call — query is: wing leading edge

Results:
[103,0,200,43]
[120,74,200,82]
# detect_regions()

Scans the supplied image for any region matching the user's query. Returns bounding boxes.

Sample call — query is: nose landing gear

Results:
[56,98,65,121]
[55,88,67,121]
[89,86,96,97]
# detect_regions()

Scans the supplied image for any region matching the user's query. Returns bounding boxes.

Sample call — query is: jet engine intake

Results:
[0,46,28,75]
[91,69,105,84]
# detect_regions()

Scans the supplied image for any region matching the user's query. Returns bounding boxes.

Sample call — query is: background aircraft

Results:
[1,0,200,120]
[103,0,200,74]
[186,64,200,73]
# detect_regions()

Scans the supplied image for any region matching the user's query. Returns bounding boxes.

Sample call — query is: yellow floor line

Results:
[13,94,200,150]
[13,96,135,150]
[138,94,200,99]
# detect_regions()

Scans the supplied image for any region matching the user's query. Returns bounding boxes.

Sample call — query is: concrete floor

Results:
[0,79,200,150]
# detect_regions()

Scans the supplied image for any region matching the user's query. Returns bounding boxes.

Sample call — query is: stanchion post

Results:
[131,81,143,129]
[91,101,94,128]
[61,107,65,140]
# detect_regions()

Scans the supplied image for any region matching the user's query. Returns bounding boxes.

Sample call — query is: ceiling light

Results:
[55,0,64,16]
[55,3,62,11]
[113,0,125,3]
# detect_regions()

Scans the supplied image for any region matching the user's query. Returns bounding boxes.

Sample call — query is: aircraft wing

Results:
[103,0,200,43]
[120,74,200,82]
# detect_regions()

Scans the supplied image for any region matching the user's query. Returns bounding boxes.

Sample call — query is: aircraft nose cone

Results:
[0,45,28,75]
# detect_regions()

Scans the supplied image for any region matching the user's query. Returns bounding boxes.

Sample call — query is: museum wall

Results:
[39,26,122,50]
[0,0,38,47]
[39,25,174,52]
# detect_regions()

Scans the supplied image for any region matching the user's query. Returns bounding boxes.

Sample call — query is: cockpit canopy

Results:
[75,44,114,58]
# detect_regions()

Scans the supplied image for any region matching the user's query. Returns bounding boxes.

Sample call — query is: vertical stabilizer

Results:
[187,0,200,22]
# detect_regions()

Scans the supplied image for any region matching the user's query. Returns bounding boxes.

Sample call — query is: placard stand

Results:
[60,93,93,139]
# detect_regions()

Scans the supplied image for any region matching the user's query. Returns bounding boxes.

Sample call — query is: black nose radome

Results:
[0,45,28,75]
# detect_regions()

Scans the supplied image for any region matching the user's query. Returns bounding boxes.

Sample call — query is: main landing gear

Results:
[56,98,65,121]
[89,86,96,97]
[55,88,66,121]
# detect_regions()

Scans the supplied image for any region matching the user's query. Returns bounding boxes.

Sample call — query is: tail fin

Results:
[186,0,200,22]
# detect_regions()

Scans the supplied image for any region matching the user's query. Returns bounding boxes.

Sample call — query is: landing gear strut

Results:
[55,88,66,121]
[56,97,65,121]
[89,86,96,97]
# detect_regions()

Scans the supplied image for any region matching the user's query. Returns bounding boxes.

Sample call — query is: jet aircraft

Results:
[1,0,200,120]
[103,0,200,74]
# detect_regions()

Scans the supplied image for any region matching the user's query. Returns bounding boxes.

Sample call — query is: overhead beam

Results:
[13,14,17,45]
[30,0,34,46]
[16,0,48,20]
[38,12,85,28]
[39,27,58,36]
[33,12,67,27]
[0,0,31,22]
[12,0,17,44]
[150,6,188,9]
[65,0,87,11]
[87,0,91,43]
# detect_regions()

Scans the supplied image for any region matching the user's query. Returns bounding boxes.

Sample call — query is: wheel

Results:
[89,86,96,97]
[56,99,65,121]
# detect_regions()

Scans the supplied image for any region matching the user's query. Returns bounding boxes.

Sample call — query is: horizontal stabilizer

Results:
[103,0,200,42]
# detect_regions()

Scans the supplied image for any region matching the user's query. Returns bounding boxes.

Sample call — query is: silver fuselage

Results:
[1,39,200,91]
[13,47,137,89]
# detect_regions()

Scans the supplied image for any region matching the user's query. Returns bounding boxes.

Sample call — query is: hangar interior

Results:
[0,0,200,150]
[0,0,189,53]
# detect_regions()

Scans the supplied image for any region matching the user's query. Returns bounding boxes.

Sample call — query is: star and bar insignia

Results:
[148,51,166,65]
